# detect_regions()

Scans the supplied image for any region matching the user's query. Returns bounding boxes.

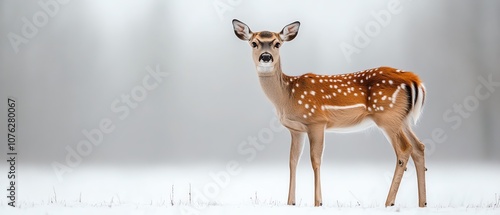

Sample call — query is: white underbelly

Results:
[325,118,376,133]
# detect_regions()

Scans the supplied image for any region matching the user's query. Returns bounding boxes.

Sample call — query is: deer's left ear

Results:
[232,19,253,41]
[280,21,300,42]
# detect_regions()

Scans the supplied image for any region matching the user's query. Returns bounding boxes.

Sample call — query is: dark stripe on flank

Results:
[405,84,413,114]
[413,81,419,108]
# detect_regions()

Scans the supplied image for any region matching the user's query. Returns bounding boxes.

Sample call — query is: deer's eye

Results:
[274,42,281,48]
[251,42,258,48]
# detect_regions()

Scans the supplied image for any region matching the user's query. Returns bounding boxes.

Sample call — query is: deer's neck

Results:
[257,60,290,111]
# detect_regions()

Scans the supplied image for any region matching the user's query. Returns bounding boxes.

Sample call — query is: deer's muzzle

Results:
[259,52,273,63]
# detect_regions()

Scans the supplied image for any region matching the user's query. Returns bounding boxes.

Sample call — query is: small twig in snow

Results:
[255,191,258,204]
[52,186,57,203]
[189,183,192,205]
[495,193,499,208]
[170,184,175,206]
[349,190,361,206]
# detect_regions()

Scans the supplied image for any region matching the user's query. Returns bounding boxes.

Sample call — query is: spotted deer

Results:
[232,19,427,207]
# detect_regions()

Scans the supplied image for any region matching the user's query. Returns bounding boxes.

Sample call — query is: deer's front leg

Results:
[307,124,326,207]
[288,130,305,206]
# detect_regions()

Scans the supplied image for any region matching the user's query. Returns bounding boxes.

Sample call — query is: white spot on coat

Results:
[322,103,367,110]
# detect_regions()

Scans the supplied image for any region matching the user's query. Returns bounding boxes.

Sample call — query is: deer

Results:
[232,19,427,207]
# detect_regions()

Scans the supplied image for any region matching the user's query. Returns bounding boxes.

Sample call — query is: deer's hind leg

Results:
[404,125,427,207]
[382,126,412,207]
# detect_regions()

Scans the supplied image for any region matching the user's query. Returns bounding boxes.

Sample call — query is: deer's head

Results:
[232,19,300,76]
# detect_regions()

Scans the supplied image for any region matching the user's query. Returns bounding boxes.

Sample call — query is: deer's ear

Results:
[232,19,253,41]
[279,21,300,42]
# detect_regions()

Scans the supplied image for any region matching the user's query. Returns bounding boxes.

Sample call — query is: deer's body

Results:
[260,66,424,133]
[233,19,427,207]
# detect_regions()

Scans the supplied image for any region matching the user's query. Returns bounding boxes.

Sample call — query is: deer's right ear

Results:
[232,19,252,41]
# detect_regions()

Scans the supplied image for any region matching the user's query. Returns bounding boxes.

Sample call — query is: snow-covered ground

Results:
[1,162,499,215]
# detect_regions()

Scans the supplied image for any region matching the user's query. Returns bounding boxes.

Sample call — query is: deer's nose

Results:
[259,53,273,63]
